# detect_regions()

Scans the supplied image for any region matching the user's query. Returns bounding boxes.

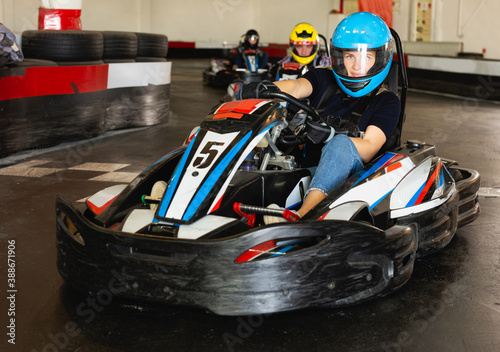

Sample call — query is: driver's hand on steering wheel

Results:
[306,118,335,144]
[237,80,281,100]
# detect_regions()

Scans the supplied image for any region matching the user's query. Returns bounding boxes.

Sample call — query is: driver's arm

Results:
[349,125,387,163]
[275,78,313,99]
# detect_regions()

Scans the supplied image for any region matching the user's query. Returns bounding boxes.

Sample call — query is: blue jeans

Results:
[307,134,364,196]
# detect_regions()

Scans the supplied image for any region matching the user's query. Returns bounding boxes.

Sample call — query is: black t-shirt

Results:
[302,67,400,140]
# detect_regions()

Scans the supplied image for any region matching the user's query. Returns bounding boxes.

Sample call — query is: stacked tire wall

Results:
[0,30,170,158]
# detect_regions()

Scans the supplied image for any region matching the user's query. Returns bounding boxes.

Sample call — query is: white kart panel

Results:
[390,157,433,210]
[86,184,127,214]
[322,201,370,221]
[285,176,310,209]
[166,131,240,219]
[121,208,155,233]
[390,185,455,218]
[208,124,276,213]
[329,157,415,211]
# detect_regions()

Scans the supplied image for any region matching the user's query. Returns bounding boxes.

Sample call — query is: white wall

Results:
[2,0,500,59]
[1,0,40,33]
[435,0,499,57]
[81,0,146,31]
[147,0,336,47]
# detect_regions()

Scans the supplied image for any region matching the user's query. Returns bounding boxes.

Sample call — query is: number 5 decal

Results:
[193,142,224,169]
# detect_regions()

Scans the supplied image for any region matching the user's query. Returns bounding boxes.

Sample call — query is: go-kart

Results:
[55,92,480,316]
[56,30,480,316]
[203,49,269,88]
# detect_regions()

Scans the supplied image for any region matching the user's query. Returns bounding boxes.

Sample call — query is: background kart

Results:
[56,30,480,316]
[203,49,269,88]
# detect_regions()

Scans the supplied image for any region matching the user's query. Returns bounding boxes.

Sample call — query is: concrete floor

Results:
[1,59,499,352]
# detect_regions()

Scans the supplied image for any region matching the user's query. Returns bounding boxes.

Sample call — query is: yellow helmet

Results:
[289,23,319,65]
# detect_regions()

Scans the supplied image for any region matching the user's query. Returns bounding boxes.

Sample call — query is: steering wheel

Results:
[259,91,322,122]
[259,90,322,147]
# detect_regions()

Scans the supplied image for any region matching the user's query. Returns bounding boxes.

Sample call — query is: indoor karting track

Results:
[1,59,499,352]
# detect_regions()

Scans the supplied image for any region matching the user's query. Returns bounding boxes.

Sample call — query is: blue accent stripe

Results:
[370,190,392,211]
[156,135,197,218]
[257,121,276,137]
[353,152,395,187]
[287,201,302,210]
[270,245,296,257]
[182,131,252,221]
[406,181,427,207]
[244,55,258,72]
[438,170,444,188]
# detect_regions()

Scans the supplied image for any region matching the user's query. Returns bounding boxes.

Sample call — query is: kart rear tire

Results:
[449,168,464,182]
[448,166,481,228]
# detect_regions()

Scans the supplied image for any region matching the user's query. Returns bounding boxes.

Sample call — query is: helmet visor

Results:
[290,41,318,57]
[247,34,259,44]
[330,40,393,80]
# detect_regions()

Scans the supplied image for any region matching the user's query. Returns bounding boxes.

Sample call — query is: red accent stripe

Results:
[210,195,224,213]
[213,112,243,120]
[380,154,405,170]
[87,195,117,216]
[415,162,442,205]
[0,65,109,101]
[235,240,278,263]
[216,99,267,115]
[318,212,329,220]
[260,46,288,58]
[386,162,402,173]
[283,62,302,70]
[168,41,196,48]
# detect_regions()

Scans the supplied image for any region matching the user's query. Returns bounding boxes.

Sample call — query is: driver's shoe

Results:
[150,181,167,210]
[263,204,300,225]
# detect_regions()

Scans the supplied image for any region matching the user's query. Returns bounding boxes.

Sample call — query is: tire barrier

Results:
[102,31,138,63]
[135,32,168,62]
[21,30,104,62]
[135,32,168,58]
[0,30,170,158]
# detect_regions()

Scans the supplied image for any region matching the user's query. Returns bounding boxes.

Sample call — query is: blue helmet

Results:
[330,12,393,97]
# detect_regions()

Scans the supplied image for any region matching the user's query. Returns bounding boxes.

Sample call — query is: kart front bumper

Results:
[56,196,417,316]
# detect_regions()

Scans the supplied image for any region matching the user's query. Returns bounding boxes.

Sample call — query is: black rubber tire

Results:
[135,57,167,62]
[56,60,105,66]
[135,32,168,58]
[101,31,137,59]
[449,168,464,182]
[9,58,58,67]
[21,30,103,61]
[0,59,58,77]
[103,59,136,64]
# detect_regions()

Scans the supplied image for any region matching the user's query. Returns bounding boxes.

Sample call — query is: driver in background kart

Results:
[237,12,400,222]
[232,29,269,70]
[268,22,330,80]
